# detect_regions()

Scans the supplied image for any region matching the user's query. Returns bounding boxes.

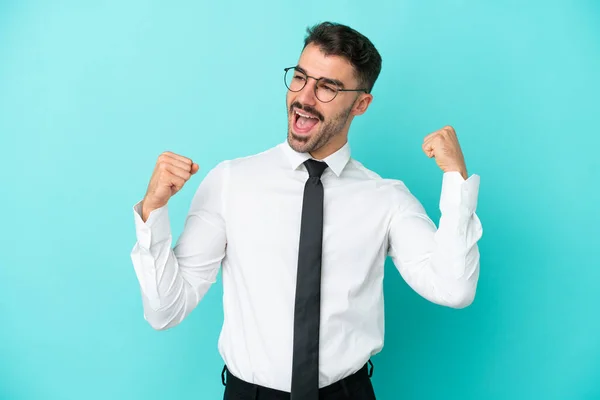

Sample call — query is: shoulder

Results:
[347,159,410,191]
[192,145,281,200]
[346,158,419,207]
[223,144,283,171]
[199,144,284,189]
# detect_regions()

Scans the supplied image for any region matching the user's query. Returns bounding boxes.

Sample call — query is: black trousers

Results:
[222,361,376,400]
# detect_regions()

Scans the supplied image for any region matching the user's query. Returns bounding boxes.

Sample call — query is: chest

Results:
[224,175,392,267]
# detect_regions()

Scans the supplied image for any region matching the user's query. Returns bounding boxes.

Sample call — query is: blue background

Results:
[1,1,599,399]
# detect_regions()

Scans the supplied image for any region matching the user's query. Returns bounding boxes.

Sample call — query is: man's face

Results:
[286,43,370,156]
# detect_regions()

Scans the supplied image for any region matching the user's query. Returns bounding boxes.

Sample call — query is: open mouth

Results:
[293,109,320,135]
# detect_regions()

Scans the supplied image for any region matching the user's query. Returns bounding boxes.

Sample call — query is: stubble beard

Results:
[287,105,353,154]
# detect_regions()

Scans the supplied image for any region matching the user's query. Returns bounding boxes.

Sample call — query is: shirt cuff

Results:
[133,200,172,249]
[439,172,480,215]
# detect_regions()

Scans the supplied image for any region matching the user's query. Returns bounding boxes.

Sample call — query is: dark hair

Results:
[303,21,382,93]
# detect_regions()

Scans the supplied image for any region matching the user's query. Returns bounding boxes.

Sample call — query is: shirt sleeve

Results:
[129,161,229,329]
[387,171,483,308]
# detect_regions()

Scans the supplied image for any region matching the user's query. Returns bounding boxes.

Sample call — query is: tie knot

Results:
[304,159,328,178]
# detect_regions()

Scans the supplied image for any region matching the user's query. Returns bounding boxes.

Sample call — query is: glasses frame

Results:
[284,66,369,103]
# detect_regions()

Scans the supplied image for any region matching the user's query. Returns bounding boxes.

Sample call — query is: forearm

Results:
[396,212,482,308]
[130,201,224,330]
[389,172,483,308]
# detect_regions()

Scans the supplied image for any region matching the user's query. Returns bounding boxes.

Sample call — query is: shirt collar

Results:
[280,140,351,177]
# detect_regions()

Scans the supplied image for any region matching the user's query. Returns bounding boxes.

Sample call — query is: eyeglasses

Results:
[284,66,369,103]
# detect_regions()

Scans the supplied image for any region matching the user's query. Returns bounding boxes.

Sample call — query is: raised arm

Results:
[130,152,228,329]
[388,172,482,308]
[388,126,483,308]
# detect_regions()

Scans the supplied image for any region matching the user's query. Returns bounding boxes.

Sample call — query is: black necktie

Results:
[291,159,328,400]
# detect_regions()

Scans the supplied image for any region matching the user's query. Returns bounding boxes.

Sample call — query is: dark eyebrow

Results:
[296,65,346,89]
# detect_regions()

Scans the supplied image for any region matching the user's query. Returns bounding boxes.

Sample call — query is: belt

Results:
[222,360,374,396]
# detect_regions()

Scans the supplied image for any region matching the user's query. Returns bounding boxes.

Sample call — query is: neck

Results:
[310,136,347,160]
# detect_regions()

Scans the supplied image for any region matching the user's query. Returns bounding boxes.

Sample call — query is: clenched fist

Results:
[141,151,200,221]
[422,126,468,180]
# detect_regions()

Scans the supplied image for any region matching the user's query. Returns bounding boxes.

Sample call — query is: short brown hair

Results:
[304,22,382,93]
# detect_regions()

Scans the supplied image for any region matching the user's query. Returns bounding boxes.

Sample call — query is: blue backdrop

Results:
[1,1,599,399]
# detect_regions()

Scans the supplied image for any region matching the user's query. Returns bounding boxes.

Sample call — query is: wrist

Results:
[141,198,161,222]
[445,167,468,180]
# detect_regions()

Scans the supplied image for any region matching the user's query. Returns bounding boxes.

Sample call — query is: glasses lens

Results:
[315,80,338,103]
[285,68,305,92]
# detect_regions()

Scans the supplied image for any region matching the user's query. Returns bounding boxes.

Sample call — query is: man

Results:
[130,21,482,400]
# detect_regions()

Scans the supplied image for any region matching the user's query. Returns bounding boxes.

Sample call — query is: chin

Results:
[287,130,314,153]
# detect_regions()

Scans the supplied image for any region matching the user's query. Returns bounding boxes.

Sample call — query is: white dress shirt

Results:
[130,141,483,391]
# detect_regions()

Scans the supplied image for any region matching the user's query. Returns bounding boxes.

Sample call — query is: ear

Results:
[351,93,373,116]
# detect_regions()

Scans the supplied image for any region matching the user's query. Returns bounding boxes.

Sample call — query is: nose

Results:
[296,78,318,106]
